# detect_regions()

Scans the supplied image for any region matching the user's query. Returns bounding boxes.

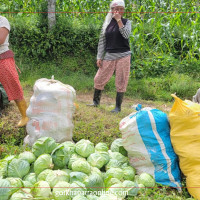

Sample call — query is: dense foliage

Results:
[1,0,200,78]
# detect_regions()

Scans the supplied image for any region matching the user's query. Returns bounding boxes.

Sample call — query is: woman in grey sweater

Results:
[88,0,132,113]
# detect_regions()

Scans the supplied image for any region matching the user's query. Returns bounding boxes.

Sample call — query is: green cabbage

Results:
[122,166,136,181]
[95,143,109,152]
[6,177,23,195]
[104,177,121,190]
[52,181,71,200]
[31,181,51,198]
[62,141,76,156]
[99,193,122,200]
[0,179,11,200]
[68,153,86,170]
[85,173,105,192]
[24,173,37,185]
[34,154,54,175]
[0,155,15,178]
[108,183,126,199]
[32,137,58,157]
[22,180,33,188]
[105,168,124,180]
[51,144,70,169]
[7,158,30,179]
[87,153,106,169]
[70,181,87,198]
[73,194,88,200]
[138,173,155,187]
[72,160,91,175]
[105,159,122,171]
[122,180,139,196]
[110,138,127,156]
[108,151,128,164]
[18,151,36,164]
[37,169,53,181]
[87,194,100,200]
[46,170,70,188]
[10,189,33,200]
[90,167,103,178]
[70,172,88,184]
[75,139,95,158]
[98,152,110,165]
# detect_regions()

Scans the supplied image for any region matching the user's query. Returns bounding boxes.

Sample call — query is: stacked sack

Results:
[24,77,76,146]
[119,106,182,190]
[169,94,200,199]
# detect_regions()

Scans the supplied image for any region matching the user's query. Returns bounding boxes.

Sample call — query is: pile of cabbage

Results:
[0,137,155,200]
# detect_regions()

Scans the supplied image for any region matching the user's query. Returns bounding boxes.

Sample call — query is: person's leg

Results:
[0,58,28,127]
[88,60,116,106]
[111,55,131,113]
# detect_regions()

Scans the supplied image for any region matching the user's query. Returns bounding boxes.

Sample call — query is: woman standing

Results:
[88,0,132,113]
[0,16,29,127]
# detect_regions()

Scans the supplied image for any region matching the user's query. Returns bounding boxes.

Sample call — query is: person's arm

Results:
[0,27,9,45]
[118,20,132,39]
[96,29,106,67]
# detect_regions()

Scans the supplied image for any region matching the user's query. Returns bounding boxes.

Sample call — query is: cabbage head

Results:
[90,167,103,178]
[7,158,30,179]
[70,172,88,184]
[98,152,110,165]
[22,180,33,188]
[51,144,70,169]
[18,151,36,164]
[72,160,91,175]
[32,137,58,157]
[87,153,106,169]
[87,194,100,200]
[31,181,51,198]
[34,154,54,175]
[46,170,70,188]
[62,141,76,156]
[110,138,127,156]
[85,173,104,192]
[95,143,108,152]
[37,169,53,181]
[24,173,37,185]
[0,179,11,200]
[62,169,72,176]
[105,159,122,171]
[105,168,124,180]
[68,153,85,169]
[99,193,122,200]
[138,173,155,187]
[52,181,71,200]
[108,151,128,164]
[75,139,95,158]
[70,181,87,198]
[6,177,23,195]
[10,189,33,200]
[73,194,88,200]
[0,155,15,178]
[122,166,136,181]
[104,177,121,190]
[122,180,139,196]
[108,183,126,199]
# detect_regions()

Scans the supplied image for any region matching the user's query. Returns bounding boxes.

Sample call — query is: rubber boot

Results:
[111,92,124,113]
[15,99,29,127]
[87,88,102,107]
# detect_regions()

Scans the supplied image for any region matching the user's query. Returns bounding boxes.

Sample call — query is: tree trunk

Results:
[48,0,56,30]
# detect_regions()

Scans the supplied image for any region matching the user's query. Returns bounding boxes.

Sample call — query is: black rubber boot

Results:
[87,88,102,107]
[111,92,124,113]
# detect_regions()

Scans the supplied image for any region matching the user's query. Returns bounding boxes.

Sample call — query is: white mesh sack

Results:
[24,77,76,146]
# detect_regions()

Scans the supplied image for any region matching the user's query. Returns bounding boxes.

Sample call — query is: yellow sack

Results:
[169,94,200,199]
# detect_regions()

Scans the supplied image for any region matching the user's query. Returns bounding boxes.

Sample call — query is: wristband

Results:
[117,19,121,22]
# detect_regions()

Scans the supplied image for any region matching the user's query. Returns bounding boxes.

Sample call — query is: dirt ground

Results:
[1,87,172,129]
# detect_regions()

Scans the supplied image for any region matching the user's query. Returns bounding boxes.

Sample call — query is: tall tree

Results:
[48,0,56,30]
